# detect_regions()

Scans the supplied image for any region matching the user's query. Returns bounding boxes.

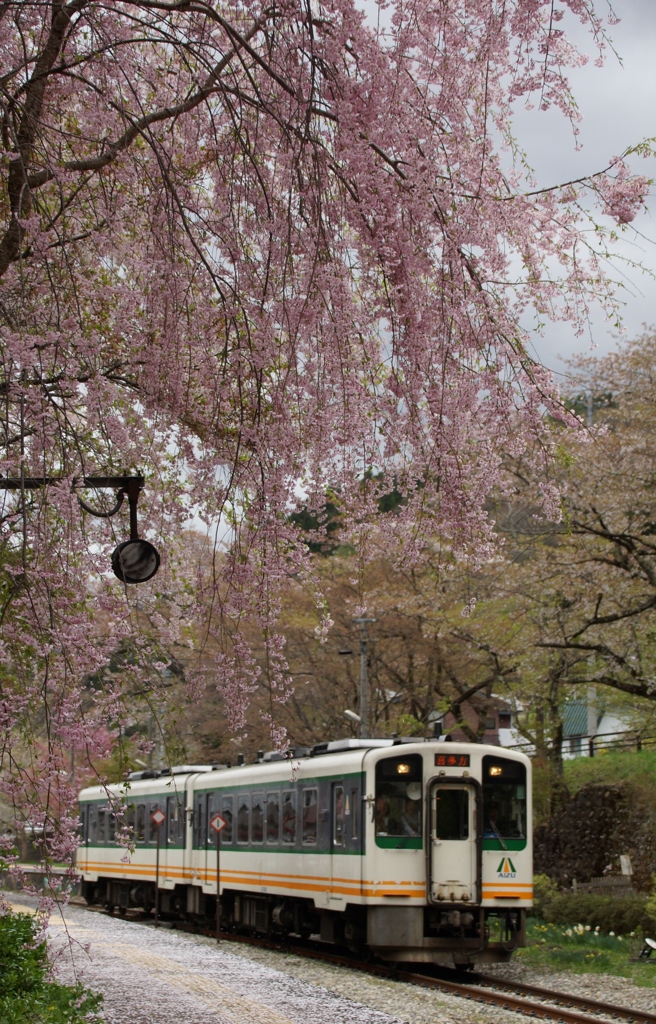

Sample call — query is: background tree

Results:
[499,334,656,708]
[177,537,523,759]
[0,0,651,875]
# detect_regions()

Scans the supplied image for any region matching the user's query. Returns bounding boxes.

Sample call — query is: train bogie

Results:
[77,740,532,968]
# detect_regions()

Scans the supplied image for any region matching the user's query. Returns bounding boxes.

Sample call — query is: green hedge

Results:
[539,890,654,936]
[0,913,102,1024]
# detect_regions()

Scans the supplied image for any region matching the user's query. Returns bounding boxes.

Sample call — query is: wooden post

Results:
[216,828,221,943]
[155,824,161,927]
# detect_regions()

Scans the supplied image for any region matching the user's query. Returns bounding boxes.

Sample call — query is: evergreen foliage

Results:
[0,913,102,1024]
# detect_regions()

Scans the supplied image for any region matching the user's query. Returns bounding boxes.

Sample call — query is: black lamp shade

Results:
[112,539,160,584]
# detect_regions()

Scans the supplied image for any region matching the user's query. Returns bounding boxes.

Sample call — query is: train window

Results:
[434,787,469,840]
[301,788,318,845]
[194,795,205,847]
[89,805,98,844]
[126,802,136,842]
[167,795,182,845]
[108,809,116,843]
[482,756,526,844]
[237,794,250,844]
[78,806,87,843]
[206,793,218,845]
[267,792,280,844]
[351,789,358,840]
[97,808,106,844]
[148,803,164,844]
[375,754,422,844]
[252,793,264,843]
[282,791,296,844]
[221,796,234,843]
[333,785,345,847]
[136,803,146,843]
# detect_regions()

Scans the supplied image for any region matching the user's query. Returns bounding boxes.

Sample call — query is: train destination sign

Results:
[209,812,227,834]
[434,753,470,767]
[151,808,166,827]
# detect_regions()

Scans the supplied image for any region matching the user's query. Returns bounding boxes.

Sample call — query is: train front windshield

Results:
[482,755,526,840]
[375,753,423,838]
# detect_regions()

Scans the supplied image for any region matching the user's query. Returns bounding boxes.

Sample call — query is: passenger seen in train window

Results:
[401,799,421,836]
[375,796,391,834]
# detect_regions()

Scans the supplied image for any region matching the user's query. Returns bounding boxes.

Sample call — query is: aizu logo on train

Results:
[497,857,517,879]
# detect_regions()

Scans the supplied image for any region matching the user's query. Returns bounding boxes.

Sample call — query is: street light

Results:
[338,619,376,738]
[0,474,160,584]
[354,617,376,738]
[106,478,160,584]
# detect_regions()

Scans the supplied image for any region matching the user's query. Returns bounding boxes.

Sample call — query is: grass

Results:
[516,919,656,986]
[563,747,656,796]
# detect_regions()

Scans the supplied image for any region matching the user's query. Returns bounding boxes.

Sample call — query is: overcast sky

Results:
[511,0,656,384]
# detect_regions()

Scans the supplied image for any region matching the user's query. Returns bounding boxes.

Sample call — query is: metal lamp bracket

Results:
[0,474,158,583]
[75,477,142,539]
[77,490,125,520]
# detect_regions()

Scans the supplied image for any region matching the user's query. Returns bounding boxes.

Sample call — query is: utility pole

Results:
[147,714,153,769]
[354,617,376,738]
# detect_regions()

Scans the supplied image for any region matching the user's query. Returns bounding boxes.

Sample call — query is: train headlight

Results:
[489,765,503,776]
[397,763,410,774]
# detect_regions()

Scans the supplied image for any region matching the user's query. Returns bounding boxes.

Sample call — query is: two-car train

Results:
[77,738,532,967]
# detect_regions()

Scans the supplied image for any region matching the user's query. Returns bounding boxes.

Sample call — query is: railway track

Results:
[408,969,656,1024]
[473,974,656,1024]
[85,904,656,1024]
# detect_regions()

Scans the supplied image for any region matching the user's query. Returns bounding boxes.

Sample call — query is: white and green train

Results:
[77,738,532,967]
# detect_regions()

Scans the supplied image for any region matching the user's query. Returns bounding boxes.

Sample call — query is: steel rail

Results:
[84,904,654,1024]
[473,973,656,1024]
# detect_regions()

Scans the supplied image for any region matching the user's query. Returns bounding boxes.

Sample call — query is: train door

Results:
[182,778,195,881]
[331,781,345,893]
[330,779,362,898]
[429,782,478,904]
[163,789,184,885]
[193,790,207,882]
[205,791,221,892]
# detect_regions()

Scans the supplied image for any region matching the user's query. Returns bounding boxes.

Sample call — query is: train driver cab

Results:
[375,753,423,849]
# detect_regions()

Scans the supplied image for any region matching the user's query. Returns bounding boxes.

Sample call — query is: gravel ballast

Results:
[5,894,656,1022]
[480,959,656,1015]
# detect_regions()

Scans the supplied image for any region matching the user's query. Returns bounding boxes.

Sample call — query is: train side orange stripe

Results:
[77,859,424,889]
[76,861,427,897]
[78,861,530,901]
[78,861,424,886]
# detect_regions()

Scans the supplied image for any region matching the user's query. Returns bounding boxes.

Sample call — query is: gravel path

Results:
[5,895,512,1024]
[7,894,656,1022]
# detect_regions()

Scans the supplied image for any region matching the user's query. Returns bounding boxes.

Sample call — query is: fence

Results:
[508,728,656,759]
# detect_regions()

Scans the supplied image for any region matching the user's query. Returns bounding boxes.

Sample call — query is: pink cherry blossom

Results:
[596,159,650,225]
[0,0,652,894]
